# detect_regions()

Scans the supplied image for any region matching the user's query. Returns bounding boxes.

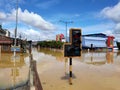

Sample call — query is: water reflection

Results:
[106,51,113,64]
[117,51,120,56]
[64,58,68,75]
[82,51,118,65]
[38,48,65,61]
[35,48,120,90]
[37,48,120,66]
[0,53,29,89]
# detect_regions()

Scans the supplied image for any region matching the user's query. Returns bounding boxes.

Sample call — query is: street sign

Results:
[11,46,20,51]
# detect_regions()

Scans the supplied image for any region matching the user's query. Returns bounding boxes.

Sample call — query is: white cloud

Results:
[115,23,120,30]
[114,23,120,33]
[18,8,55,30]
[0,12,6,19]
[82,23,115,35]
[101,2,120,22]
[10,27,56,41]
[0,7,57,41]
[102,30,114,36]
[36,0,60,9]
[101,2,120,35]
[0,8,56,31]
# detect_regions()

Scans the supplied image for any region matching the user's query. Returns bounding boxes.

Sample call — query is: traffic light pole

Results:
[64,28,82,85]
[69,57,72,85]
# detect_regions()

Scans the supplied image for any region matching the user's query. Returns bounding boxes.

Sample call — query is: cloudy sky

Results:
[0,0,120,41]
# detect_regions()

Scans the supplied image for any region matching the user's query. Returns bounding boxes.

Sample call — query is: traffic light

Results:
[64,28,82,57]
[70,28,81,44]
[70,28,82,57]
[64,43,81,57]
[64,43,74,57]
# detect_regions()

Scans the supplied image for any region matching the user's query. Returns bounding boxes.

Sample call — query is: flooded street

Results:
[0,48,120,90]
[0,52,30,90]
[32,48,120,90]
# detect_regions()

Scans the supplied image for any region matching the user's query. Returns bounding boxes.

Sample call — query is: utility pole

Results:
[59,20,73,42]
[14,0,18,57]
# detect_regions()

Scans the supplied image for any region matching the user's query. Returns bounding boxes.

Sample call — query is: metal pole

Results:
[14,0,18,57]
[69,57,72,85]
[59,20,73,42]
[65,22,67,42]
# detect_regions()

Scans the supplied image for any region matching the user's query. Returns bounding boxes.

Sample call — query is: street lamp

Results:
[59,20,73,42]
[14,0,18,57]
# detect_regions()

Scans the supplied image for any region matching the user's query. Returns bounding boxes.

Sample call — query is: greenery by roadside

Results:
[37,41,64,49]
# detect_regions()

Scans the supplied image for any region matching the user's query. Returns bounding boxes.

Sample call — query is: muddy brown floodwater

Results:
[0,52,30,90]
[1,48,120,90]
[32,48,120,90]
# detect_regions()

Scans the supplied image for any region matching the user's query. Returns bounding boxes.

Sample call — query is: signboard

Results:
[11,46,20,51]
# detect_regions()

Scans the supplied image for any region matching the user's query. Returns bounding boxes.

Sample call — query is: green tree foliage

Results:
[37,40,64,49]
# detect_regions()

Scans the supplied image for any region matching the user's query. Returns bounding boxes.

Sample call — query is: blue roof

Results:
[82,33,107,38]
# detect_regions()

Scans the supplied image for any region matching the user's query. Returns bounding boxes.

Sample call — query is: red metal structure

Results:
[106,36,114,49]
[56,34,65,42]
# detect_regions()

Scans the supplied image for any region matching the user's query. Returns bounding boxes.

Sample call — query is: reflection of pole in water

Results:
[38,45,40,51]
[91,52,93,62]
[0,46,1,59]
[11,54,20,89]
[64,58,68,75]
[11,67,19,89]
[106,51,113,64]
[117,51,120,56]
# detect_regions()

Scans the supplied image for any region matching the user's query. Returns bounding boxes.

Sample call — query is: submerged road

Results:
[31,48,120,90]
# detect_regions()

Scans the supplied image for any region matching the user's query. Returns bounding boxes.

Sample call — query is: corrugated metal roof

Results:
[83,33,108,38]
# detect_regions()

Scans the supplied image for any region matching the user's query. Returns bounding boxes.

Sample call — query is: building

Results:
[0,25,26,53]
[82,33,117,49]
[5,30,10,37]
[0,25,12,52]
[56,34,65,42]
[0,25,6,36]
[0,35,12,53]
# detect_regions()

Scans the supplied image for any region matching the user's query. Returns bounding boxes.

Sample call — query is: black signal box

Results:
[70,28,81,45]
[64,43,81,57]
[64,28,82,57]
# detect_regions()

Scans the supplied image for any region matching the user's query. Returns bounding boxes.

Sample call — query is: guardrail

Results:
[29,53,43,90]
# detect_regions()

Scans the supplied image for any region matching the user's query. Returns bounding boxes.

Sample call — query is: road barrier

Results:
[29,53,43,90]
